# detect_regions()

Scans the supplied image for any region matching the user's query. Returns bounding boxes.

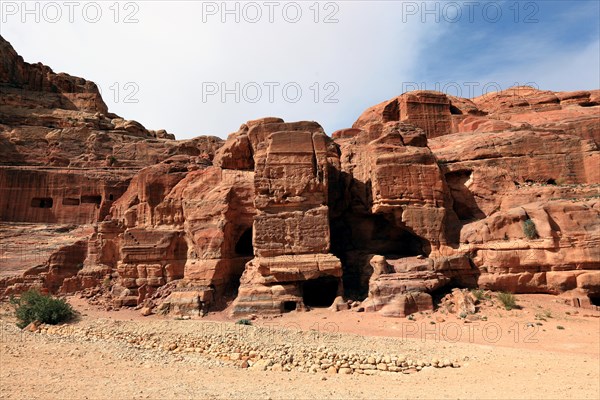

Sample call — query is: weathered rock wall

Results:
[1,34,598,313]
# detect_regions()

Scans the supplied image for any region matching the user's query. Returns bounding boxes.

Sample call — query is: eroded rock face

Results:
[0,36,223,301]
[353,91,453,139]
[0,36,222,171]
[1,35,598,313]
[232,120,343,315]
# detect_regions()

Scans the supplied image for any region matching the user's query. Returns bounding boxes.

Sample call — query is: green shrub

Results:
[497,292,518,311]
[11,290,75,329]
[236,319,252,325]
[471,289,490,302]
[523,219,539,239]
[556,325,565,330]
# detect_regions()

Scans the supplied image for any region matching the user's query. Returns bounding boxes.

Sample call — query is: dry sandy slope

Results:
[1,294,599,400]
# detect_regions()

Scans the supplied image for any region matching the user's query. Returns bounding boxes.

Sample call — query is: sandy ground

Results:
[0,294,599,400]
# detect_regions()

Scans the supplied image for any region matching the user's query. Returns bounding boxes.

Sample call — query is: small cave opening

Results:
[370,214,426,256]
[449,105,463,115]
[302,277,339,308]
[282,301,297,312]
[234,228,254,257]
[31,197,53,208]
[546,179,556,185]
[589,294,600,307]
[445,170,485,221]
[330,213,429,301]
[81,195,102,205]
[109,194,114,201]
[430,285,455,310]
[62,197,80,206]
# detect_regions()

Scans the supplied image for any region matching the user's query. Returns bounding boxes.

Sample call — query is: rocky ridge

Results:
[1,35,599,318]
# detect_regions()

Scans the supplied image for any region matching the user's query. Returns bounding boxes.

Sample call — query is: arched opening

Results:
[235,228,253,257]
[546,179,556,185]
[449,105,462,115]
[302,277,339,308]
[589,294,600,307]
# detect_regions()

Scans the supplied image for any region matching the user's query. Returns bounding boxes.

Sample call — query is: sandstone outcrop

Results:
[1,35,598,314]
[229,119,343,314]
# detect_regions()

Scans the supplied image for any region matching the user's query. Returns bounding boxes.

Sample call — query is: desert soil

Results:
[0,294,598,400]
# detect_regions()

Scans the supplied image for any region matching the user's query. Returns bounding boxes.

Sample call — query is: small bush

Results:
[497,292,518,311]
[471,289,490,302]
[523,219,539,239]
[11,290,75,329]
[556,325,565,330]
[236,319,252,325]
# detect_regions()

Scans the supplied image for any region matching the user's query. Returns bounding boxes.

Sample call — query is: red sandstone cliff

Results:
[1,35,598,314]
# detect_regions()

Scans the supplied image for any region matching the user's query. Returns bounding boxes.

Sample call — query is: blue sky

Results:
[1,1,598,139]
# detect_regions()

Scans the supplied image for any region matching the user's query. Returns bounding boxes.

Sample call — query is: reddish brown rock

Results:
[2,35,599,315]
[353,91,452,138]
[232,122,342,315]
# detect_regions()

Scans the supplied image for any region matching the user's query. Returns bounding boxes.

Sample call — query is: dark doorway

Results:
[81,195,102,205]
[330,213,428,301]
[235,228,253,257]
[449,105,463,115]
[31,197,53,208]
[302,277,338,308]
[590,295,600,307]
[283,301,297,312]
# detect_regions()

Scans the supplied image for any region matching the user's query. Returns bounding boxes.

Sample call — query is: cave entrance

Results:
[283,301,297,312]
[370,214,426,257]
[302,277,339,308]
[331,213,429,301]
[445,170,485,221]
[449,105,462,115]
[589,295,600,307]
[235,227,253,257]
[31,197,53,208]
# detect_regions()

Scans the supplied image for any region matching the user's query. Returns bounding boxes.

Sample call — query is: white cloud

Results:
[2,1,439,139]
[3,1,597,139]
[468,37,600,97]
